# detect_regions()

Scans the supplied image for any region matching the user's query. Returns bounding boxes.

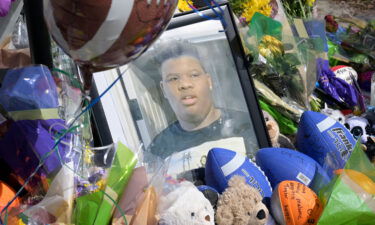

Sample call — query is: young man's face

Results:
[161,56,214,123]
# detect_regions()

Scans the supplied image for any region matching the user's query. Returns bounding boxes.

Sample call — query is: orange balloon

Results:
[271,180,323,225]
[0,181,20,212]
[335,169,375,194]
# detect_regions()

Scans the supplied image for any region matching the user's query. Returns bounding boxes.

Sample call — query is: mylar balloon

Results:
[43,0,178,71]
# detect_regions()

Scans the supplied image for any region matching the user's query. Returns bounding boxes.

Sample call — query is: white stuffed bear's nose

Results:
[205,215,210,221]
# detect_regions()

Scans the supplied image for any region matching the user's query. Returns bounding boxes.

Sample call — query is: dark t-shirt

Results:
[147,109,258,160]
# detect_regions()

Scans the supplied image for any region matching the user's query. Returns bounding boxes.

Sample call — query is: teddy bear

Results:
[157,181,215,225]
[262,110,294,149]
[215,175,269,225]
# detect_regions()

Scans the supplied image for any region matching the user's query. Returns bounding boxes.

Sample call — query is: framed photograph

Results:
[93,3,270,177]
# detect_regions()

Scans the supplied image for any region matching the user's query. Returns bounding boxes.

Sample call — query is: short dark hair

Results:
[153,39,203,69]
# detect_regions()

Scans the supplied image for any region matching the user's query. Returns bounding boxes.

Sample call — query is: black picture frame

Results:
[91,3,271,149]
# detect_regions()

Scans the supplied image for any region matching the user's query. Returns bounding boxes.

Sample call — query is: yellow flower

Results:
[83,146,93,164]
[258,35,284,58]
[240,0,272,23]
[306,0,315,6]
[178,0,193,12]
[96,179,106,191]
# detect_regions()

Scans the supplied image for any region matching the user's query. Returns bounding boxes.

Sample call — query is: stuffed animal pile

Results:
[156,110,372,225]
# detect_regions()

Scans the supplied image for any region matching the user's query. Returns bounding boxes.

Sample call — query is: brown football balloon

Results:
[43,0,178,71]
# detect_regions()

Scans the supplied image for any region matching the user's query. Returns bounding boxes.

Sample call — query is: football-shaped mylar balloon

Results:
[43,0,178,71]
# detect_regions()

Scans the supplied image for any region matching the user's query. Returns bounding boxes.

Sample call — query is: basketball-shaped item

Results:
[44,0,178,71]
[271,181,323,225]
[296,111,356,178]
[0,181,20,212]
[331,65,358,85]
[256,148,318,188]
[205,148,272,198]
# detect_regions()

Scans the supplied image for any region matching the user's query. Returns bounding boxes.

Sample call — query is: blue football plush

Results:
[296,111,356,178]
[205,148,272,198]
[309,162,332,192]
[256,148,316,188]
[256,148,331,192]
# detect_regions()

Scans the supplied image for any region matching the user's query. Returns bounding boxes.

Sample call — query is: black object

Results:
[365,137,375,163]
[23,0,53,69]
[90,82,113,147]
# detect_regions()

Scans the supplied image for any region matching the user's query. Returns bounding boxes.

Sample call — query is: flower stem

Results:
[297,0,306,18]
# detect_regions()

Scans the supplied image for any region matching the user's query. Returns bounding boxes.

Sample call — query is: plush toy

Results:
[320,105,346,124]
[345,116,372,143]
[158,181,214,225]
[216,176,269,225]
[262,111,294,149]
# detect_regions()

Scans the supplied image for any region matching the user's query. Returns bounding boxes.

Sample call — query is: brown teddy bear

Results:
[262,110,295,149]
[215,176,269,225]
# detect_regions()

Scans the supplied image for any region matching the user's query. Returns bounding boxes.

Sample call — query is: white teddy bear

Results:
[157,181,214,225]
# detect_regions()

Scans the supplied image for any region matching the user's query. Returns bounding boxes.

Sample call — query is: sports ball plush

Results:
[158,181,214,225]
[331,65,358,85]
[271,181,323,225]
[43,0,178,71]
[205,148,272,198]
[296,111,356,178]
[216,176,269,225]
[255,148,330,191]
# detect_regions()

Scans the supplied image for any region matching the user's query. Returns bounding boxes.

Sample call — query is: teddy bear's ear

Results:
[228,175,247,187]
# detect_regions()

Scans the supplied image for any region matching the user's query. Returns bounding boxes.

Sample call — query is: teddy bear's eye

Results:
[191,212,195,217]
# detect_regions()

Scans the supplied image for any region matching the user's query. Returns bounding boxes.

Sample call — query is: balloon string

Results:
[0,68,128,225]
[186,0,227,32]
[52,68,83,90]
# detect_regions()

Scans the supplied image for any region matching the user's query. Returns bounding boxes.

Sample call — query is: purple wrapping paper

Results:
[317,58,359,107]
[0,65,73,192]
[0,119,70,189]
